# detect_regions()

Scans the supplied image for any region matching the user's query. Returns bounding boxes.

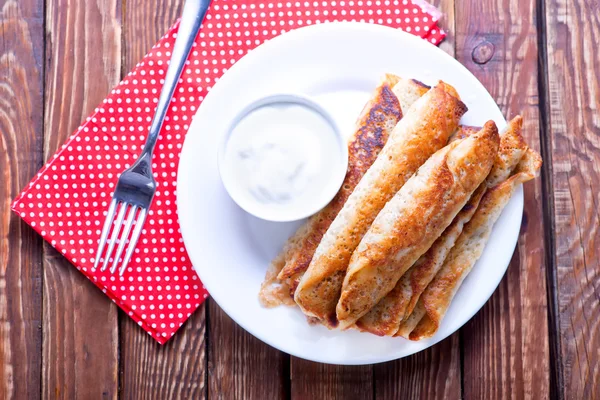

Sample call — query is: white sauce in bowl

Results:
[219,95,347,221]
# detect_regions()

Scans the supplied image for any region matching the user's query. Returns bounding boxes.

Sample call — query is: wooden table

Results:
[1,0,597,398]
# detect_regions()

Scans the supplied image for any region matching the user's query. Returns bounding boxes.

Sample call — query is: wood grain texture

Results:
[372,4,461,398]
[0,1,44,399]
[208,300,289,400]
[119,1,208,399]
[122,0,182,75]
[455,0,550,398]
[374,334,461,399]
[289,334,373,394]
[3,0,594,398]
[544,0,600,397]
[42,0,122,398]
[430,0,455,56]
[120,308,207,399]
[290,360,372,400]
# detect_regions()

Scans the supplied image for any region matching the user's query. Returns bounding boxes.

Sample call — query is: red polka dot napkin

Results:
[11,0,445,344]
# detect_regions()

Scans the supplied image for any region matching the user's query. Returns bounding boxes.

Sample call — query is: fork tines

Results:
[93,199,148,276]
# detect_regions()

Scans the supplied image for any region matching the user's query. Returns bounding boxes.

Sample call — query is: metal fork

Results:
[93,0,211,276]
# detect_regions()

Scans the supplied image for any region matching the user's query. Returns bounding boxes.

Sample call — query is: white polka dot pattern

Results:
[10,0,445,344]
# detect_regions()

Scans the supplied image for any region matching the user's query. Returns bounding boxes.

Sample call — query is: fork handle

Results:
[137,0,211,165]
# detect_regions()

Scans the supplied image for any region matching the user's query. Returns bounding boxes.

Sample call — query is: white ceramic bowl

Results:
[217,93,348,222]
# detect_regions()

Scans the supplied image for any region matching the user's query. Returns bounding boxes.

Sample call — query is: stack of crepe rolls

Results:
[336,121,500,328]
[259,74,431,307]
[354,182,487,335]
[355,116,528,336]
[259,75,541,340]
[397,141,542,340]
[294,81,468,327]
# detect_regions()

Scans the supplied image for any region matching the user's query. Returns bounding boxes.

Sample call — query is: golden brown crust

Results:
[336,122,499,328]
[406,182,486,311]
[408,147,542,340]
[394,117,527,319]
[487,116,527,186]
[449,125,481,143]
[394,118,533,338]
[356,182,487,336]
[439,81,461,99]
[295,83,468,326]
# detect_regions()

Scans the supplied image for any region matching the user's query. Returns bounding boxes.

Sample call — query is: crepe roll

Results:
[336,121,500,329]
[273,77,430,296]
[294,83,468,326]
[357,116,527,335]
[406,147,542,340]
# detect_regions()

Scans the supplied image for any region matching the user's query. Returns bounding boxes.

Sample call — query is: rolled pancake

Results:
[336,122,500,329]
[294,83,467,325]
[357,117,526,335]
[406,147,542,340]
[259,75,429,306]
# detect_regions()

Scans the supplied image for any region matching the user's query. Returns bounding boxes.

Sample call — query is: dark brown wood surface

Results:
[455,0,551,398]
[0,0,597,398]
[0,1,44,399]
[543,0,600,397]
[41,1,121,398]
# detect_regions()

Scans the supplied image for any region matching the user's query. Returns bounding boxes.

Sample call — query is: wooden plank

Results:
[0,1,44,399]
[42,0,121,398]
[290,353,371,398]
[120,308,207,399]
[373,2,461,398]
[432,0,456,56]
[119,1,208,399]
[543,0,600,397]
[290,360,371,400]
[122,0,182,73]
[455,0,550,398]
[374,334,461,399]
[208,300,289,400]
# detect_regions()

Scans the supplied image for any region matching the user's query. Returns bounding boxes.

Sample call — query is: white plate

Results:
[177,22,522,365]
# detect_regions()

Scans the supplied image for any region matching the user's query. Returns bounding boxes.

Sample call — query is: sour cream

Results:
[219,95,347,221]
